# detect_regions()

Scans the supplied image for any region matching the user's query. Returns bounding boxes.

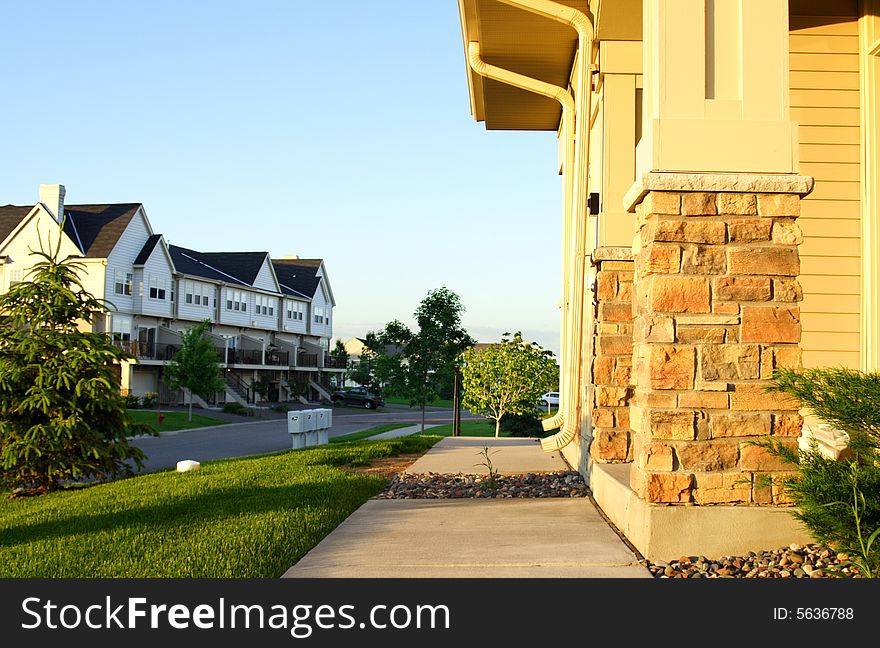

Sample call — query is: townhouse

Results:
[0,183,342,406]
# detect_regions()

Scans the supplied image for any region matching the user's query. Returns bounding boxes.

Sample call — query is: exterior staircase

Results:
[309,379,334,403]
[224,375,249,406]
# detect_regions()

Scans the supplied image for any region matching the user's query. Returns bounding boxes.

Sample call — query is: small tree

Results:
[761,367,880,575]
[252,373,275,403]
[460,332,557,438]
[332,339,349,386]
[0,240,153,495]
[373,288,474,431]
[164,320,225,421]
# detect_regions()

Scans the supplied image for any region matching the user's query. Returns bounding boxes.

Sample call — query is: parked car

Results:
[538,391,560,408]
[331,387,385,409]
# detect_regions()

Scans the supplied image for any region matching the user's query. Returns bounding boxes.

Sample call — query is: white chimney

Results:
[39,184,66,223]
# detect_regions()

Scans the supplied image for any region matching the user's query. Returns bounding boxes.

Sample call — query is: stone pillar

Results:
[591,247,635,463]
[629,180,810,506]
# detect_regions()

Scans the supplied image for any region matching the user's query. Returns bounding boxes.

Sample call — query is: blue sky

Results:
[1,1,563,354]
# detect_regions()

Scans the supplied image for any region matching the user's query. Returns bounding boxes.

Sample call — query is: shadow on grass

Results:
[0,476,384,550]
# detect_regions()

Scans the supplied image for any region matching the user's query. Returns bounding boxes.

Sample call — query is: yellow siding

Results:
[790,4,861,369]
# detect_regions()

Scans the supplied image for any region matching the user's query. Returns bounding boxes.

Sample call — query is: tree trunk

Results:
[420,404,426,433]
[188,391,193,422]
[495,418,501,438]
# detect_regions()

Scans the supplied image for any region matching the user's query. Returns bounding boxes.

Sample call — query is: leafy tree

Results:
[460,332,557,437]
[332,339,348,361]
[0,240,153,495]
[252,373,275,403]
[332,339,350,387]
[374,288,474,430]
[164,320,225,421]
[348,355,376,389]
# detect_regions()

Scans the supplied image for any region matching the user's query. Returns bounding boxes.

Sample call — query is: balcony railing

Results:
[265,350,289,366]
[324,354,347,369]
[227,349,263,365]
[113,340,181,361]
[298,352,318,368]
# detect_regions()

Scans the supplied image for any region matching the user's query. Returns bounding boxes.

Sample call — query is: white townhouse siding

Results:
[137,243,174,319]
[252,257,278,293]
[219,286,254,328]
[103,208,151,316]
[309,280,332,339]
[280,298,308,334]
[177,278,218,323]
[217,287,280,332]
[250,291,280,332]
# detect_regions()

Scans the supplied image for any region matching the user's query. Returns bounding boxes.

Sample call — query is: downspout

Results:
[479,0,594,452]
[467,40,576,436]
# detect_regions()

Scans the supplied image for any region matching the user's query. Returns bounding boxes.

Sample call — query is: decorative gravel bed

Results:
[375,471,590,499]
[646,544,862,578]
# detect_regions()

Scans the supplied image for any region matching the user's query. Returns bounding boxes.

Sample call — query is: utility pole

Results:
[452,365,461,436]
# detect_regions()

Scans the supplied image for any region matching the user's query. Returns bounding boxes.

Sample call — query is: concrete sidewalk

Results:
[283,437,651,578]
[370,423,439,439]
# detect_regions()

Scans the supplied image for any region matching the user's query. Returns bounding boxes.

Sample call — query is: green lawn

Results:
[421,420,501,437]
[384,396,455,409]
[127,409,225,433]
[0,436,441,578]
[329,423,411,443]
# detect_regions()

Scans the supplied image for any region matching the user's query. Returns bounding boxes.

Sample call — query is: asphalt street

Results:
[130,406,482,473]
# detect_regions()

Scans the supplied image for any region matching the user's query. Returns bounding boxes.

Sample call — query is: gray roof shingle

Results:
[0,205,33,243]
[62,204,142,257]
[272,259,322,299]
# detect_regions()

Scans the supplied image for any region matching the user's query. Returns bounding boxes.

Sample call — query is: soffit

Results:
[460,0,588,130]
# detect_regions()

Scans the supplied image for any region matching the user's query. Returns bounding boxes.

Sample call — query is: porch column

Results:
[637,0,798,176]
[589,1,817,559]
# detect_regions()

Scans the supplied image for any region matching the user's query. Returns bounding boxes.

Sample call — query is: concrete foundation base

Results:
[590,462,813,561]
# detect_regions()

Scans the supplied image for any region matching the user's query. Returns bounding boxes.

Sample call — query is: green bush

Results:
[764,367,880,576]
[271,404,290,413]
[499,412,544,437]
[141,392,158,409]
[222,402,249,416]
[124,394,141,409]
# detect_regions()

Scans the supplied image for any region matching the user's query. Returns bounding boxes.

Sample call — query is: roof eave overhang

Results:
[458,0,589,131]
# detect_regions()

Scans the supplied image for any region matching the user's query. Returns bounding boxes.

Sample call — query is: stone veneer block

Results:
[727,247,799,276]
[650,276,711,313]
[741,306,801,343]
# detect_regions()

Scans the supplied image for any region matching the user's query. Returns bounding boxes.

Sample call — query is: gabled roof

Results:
[62,204,142,257]
[198,251,269,286]
[272,258,322,299]
[0,205,33,243]
[168,244,249,285]
[133,234,162,266]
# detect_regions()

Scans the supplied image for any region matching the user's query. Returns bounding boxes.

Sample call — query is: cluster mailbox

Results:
[287,408,333,449]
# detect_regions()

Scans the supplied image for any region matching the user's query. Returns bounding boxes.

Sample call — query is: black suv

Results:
[331,387,385,409]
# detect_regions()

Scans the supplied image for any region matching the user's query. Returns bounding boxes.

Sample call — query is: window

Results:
[148,276,167,300]
[185,281,213,307]
[314,307,324,325]
[109,314,132,343]
[286,301,305,321]
[226,290,247,312]
[114,271,132,296]
[255,295,275,316]
[8,268,23,287]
